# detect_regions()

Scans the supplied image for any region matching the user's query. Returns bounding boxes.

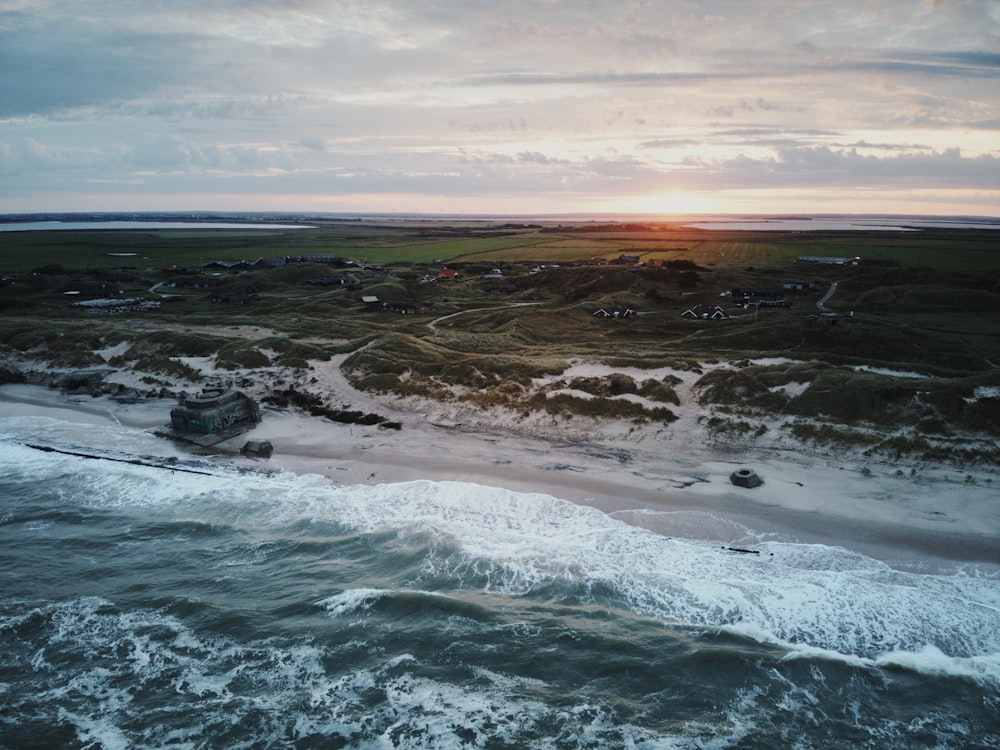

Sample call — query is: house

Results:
[295,254,337,264]
[610,254,641,266]
[731,287,786,308]
[750,297,787,308]
[382,300,428,314]
[682,304,728,320]
[60,282,122,298]
[437,268,458,280]
[171,275,220,288]
[783,281,813,291]
[594,306,636,319]
[796,256,861,265]
[732,287,783,301]
[210,293,253,305]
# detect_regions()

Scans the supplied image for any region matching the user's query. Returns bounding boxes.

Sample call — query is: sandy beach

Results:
[2,354,998,573]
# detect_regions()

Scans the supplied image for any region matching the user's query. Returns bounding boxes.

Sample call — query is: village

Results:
[23,245,887,329]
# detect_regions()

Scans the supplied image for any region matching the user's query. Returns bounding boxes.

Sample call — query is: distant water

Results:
[683,218,1000,231]
[2,417,999,748]
[2,214,998,232]
[0,221,311,232]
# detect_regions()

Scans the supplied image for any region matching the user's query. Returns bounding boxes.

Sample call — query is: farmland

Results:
[2,217,998,272]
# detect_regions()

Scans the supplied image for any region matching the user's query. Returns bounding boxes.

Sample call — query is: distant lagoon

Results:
[682,217,1000,231]
[0,221,312,232]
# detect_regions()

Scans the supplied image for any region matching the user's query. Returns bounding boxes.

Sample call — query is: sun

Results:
[622,191,718,215]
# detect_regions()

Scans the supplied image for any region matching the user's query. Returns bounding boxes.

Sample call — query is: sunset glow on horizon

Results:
[1,2,997,217]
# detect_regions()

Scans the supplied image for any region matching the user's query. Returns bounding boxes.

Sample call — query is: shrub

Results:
[133,356,202,382]
[706,417,753,435]
[216,346,271,370]
[639,378,681,405]
[526,392,676,423]
[697,369,770,405]
[356,373,401,393]
[466,381,524,409]
[257,336,332,362]
[566,374,638,397]
[49,350,105,368]
[277,356,310,370]
[786,421,877,448]
[138,330,226,358]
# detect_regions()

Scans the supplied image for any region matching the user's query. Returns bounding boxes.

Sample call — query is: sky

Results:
[1,0,998,217]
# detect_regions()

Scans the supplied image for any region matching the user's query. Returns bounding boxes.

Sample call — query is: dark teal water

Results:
[2,422,999,749]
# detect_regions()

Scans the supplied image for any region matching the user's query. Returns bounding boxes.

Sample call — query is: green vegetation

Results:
[524,392,677,424]
[1,218,997,464]
[3,220,998,273]
[130,356,203,382]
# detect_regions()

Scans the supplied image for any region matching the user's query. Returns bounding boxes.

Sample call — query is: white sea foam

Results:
[318,588,390,616]
[851,365,929,379]
[4,420,1000,682]
[875,645,1000,682]
[262,479,1000,676]
[13,595,673,749]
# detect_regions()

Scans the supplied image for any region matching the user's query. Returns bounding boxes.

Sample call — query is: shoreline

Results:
[2,382,998,572]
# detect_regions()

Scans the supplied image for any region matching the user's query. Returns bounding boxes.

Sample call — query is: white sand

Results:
[2,356,998,571]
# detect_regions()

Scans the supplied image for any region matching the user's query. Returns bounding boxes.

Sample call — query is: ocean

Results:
[2,417,999,749]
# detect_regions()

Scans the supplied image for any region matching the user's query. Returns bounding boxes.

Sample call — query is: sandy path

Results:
[816,281,838,311]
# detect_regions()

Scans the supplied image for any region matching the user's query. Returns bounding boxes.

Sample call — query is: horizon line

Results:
[3,210,999,222]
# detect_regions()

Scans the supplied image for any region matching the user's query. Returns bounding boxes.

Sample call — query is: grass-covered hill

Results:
[2,218,997,464]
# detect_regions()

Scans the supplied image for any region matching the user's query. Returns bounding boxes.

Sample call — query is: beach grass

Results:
[1,219,998,465]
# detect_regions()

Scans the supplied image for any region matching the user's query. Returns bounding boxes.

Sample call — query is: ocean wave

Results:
[4,428,1000,678]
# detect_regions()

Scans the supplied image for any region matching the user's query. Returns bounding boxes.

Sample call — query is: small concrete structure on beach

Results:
[730,467,763,488]
[168,386,261,446]
[241,439,273,458]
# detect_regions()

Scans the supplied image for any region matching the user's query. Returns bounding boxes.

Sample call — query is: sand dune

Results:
[2,350,997,572]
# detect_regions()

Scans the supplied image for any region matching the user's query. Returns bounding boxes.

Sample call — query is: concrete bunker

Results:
[241,439,273,458]
[730,467,763,488]
[170,386,260,441]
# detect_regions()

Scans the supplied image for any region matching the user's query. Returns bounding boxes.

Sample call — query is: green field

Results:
[2,221,997,273]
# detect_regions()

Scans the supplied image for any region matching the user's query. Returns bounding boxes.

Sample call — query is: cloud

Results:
[299,135,327,152]
[1,1,998,214]
[681,147,1000,190]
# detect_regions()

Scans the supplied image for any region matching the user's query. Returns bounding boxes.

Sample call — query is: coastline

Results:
[3,380,998,571]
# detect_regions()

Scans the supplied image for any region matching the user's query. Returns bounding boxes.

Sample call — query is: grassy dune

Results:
[2,218,998,462]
